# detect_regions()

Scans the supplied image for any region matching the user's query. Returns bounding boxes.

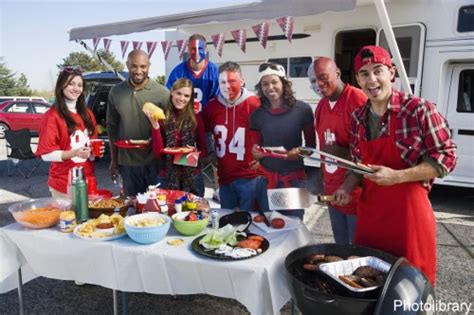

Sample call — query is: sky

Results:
[0,0,251,91]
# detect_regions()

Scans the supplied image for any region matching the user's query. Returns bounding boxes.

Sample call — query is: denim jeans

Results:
[219,176,267,211]
[119,164,158,196]
[328,206,357,244]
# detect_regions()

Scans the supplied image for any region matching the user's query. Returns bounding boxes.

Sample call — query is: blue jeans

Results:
[219,176,267,211]
[156,172,205,197]
[120,164,158,196]
[328,206,357,244]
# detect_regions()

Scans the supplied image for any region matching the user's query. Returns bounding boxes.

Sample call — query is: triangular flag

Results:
[211,33,226,57]
[231,29,247,53]
[92,37,101,53]
[132,41,143,50]
[276,16,295,42]
[103,38,112,53]
[146,41,158,58]
[160,41,172,60]
[176,39,188,60]
[252,22,270,48]
[120,41,130,59]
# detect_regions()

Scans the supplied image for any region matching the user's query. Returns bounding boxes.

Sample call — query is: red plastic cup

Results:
[137,202,145,213]
[86,176,98,195]
[90,139,104,158]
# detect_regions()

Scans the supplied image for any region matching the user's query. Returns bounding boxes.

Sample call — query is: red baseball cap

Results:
[354,45,393,73]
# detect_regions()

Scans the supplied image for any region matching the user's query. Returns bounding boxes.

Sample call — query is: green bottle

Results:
[71,166,89,222]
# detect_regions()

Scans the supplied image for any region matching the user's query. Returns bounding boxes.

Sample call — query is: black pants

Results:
[119,164,158,196]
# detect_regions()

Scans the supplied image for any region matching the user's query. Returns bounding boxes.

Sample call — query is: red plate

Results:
[114,140,149,149]
[161,147,196,155]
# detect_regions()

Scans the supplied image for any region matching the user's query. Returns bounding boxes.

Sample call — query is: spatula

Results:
[267,188,335,210]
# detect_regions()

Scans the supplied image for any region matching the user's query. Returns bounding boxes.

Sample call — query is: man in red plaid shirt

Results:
[334,45,456,285]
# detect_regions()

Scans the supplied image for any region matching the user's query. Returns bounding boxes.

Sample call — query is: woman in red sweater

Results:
[144,78,207,196]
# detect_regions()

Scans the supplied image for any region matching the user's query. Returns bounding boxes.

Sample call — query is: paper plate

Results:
[73,224,126,242]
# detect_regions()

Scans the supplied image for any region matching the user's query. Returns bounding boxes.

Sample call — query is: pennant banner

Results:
[120,40,130,59]
[132,41,143,50]
[252,22,270,49]
[231,29,247,53]
[103,38,112,53]
[176,39,188,60]
[92,37,101,53]
[160,40,172,60]
[211,33,226,57]
[146,41,158,58]
[276,16,294,42]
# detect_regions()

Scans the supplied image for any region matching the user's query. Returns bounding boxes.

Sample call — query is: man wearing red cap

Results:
[334,45,457,285]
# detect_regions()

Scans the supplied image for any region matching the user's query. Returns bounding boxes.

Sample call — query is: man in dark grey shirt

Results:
[107,50,170,196]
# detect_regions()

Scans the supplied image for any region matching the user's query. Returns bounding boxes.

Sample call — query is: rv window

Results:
[289,57,312,78]
[458,5,474,33]
[457,70,474,113]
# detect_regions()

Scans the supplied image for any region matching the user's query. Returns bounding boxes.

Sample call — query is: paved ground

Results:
[0,139,472,314]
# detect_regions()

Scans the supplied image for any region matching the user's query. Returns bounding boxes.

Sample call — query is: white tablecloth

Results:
[0,214,313,314]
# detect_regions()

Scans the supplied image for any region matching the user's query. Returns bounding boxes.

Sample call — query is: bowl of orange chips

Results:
[9,198,72,229]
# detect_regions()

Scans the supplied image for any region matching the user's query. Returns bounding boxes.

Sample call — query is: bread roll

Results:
[143,102,166,121]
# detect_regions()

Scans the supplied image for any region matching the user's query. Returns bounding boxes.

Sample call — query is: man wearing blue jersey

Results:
[166,34,220,113]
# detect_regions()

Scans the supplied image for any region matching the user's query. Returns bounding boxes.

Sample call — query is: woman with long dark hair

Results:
[144,78,207,196]
[250,62,316,219]
[36,66,99,198]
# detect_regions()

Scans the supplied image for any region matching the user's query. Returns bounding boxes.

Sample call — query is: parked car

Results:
[0,96,49,105]
[84,71,128,138]
[0,100,51,138]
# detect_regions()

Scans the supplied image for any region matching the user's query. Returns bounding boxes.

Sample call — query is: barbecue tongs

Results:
[298,147,375,175]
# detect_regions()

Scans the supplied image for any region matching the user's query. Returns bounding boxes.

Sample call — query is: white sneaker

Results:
[212,189,220,203]
[75,280,85,285]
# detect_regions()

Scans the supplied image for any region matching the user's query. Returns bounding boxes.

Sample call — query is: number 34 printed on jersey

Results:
[214,125,246,161]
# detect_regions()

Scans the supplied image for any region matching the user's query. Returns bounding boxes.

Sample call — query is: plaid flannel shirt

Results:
[350,89,457,189]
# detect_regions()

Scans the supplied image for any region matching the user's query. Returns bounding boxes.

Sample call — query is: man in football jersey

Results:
[202,61,266,211]
[312,57,367,244]
[166,34,219,113]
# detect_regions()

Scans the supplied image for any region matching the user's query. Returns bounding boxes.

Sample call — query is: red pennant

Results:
[146,41,158,58]
[231,29,247,53]
[132,41,143,50]
[103,38,112,53]
[92,37,101,53]
[276,16,294,43]
[176,39,188,60]
[160,41,172,60]
[211,33,226,57]
[252,22,270,48]
[120,41,130,59]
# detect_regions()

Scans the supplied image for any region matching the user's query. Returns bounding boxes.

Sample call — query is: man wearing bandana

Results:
[166,34,219,113]
[202,61,266,211]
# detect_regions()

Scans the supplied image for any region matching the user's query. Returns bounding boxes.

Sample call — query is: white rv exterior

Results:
[166,0,474,188]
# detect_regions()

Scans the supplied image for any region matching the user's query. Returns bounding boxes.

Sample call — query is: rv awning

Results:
[68,0,356,41]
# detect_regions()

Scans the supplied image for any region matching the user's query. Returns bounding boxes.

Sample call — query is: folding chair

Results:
[5,129,42,178]
[201,161,215,184]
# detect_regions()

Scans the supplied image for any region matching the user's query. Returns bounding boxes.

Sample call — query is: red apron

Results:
[355,112,436,285]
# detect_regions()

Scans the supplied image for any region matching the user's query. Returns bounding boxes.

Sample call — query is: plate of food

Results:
[73,213,126,241]
[191,224,269,260]
[114,140,149,149]
[88,197,130,218]
[161,146,196,155]
[251,211,301,234]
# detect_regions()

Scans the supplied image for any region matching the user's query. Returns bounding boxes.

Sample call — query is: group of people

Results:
[36,32,457,285]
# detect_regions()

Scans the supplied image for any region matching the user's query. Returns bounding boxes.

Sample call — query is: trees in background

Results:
[0,59,32,96]
[58,50,124,72]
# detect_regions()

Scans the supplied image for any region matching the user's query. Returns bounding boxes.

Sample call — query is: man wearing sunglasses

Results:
[311,57,367,245]
[107,50,170,196]
[166,34,219,113]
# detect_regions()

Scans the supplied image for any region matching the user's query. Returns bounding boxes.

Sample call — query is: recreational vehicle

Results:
[69,0,474,188]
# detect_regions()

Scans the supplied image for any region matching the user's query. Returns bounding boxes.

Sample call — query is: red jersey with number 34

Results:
[202,92,260,185]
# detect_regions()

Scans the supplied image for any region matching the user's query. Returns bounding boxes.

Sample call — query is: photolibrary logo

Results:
[394,298,472,314]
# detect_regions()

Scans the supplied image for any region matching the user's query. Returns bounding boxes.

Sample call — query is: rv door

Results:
[443,64,474,188]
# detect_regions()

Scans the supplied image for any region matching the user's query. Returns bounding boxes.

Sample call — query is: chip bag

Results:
[143,102,166,121]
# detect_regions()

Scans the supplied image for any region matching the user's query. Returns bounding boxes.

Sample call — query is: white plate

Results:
[73,224,126,241]
[251,211,301,234]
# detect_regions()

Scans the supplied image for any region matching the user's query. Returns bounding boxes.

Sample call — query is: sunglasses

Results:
[258,63,285,73]
[62,65,83,75]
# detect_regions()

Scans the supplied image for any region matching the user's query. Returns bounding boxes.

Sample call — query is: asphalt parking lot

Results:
[0,139,472,314]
